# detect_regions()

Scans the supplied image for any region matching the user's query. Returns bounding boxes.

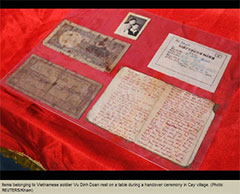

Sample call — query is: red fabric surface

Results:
[0,9,239,170]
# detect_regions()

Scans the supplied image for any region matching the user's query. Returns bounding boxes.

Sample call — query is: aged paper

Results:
[136,85,215,167]
[6,55,102,119]
[87,67,215,167]
[43,20,130,73]
[114,12,151,40]
[87,67,167,141]
[148,33,231,93]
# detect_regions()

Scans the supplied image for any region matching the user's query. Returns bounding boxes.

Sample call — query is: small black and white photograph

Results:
[114,12,151,40]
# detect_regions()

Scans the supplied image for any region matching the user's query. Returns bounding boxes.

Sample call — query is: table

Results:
[0,9,239,170]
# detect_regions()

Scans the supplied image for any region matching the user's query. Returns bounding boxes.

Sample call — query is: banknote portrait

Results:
[6,55,102,119]
[43,20,130,73]
[114,12,151,40]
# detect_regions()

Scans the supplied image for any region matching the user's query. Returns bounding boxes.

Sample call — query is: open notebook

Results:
[87,67,216,167]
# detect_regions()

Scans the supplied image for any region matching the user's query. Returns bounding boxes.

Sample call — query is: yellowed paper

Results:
[87,67,215,167]
[6,55,102,119]
[87,67,167,141]
[136,85,215,167]
[43,20,130,73]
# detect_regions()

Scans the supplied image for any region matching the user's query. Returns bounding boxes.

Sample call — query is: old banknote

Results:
[87,67,216,167]
[6,55,102,119]
[43,20,130,73]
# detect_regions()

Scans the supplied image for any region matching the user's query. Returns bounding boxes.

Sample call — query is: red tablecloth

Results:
[0,9,239,170]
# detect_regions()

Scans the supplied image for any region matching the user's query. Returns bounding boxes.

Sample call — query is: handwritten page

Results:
[148,33,231,92]
[87,67,215,167]
[87,67,167,141]
[136,85,215,167]
[6,55,102,119]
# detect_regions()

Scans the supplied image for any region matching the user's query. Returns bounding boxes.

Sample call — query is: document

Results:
[6,55,102,119]
[87,67,215,167]
[43,20,130,73]
[148,33,231,92]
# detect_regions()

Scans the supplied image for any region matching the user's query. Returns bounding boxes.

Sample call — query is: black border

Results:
[1,0,239,8]
[1,171,240,180]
